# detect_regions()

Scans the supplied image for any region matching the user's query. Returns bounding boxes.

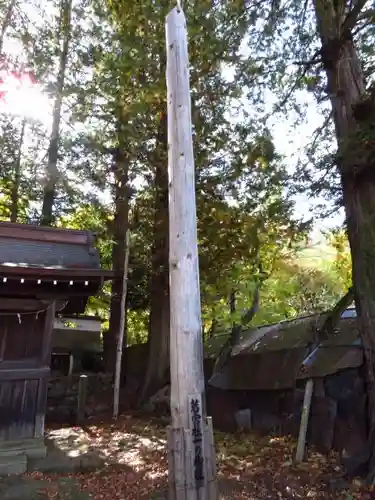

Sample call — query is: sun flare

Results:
[0,70,52,123]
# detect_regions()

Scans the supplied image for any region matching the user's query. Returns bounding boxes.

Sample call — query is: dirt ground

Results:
[1,414,375,499]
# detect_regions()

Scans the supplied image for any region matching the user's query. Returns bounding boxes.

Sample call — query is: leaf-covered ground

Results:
[7,415,375,499]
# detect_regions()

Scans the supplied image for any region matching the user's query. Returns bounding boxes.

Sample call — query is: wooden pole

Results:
[295,378,314,463]
[77,374,88,425]
[113,230,131,420]
[68,353,74,376]
[166,7,217,499]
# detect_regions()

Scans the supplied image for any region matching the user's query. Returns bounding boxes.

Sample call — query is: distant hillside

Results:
[295,236,337,270]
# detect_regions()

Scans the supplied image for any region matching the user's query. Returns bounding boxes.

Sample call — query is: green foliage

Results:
[228,1,375,216]
[59,203,113,268]
[127,309,148,345]
[0,0,360,351]
[324,229,352,290]
[202,232,352,337]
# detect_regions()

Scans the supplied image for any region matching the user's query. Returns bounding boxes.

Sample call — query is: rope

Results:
[0,301,67,320]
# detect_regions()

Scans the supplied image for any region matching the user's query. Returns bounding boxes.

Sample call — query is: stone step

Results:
[0,454,27,475]
[0,438,46,459]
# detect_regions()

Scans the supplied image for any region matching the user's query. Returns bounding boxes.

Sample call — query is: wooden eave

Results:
[0,266,114,308]
[0,265,114,280]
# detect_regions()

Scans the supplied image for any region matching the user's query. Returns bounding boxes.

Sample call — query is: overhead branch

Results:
[241,285,260,327]
[299,0,310,30]
[211,279,262,378]
[341,0,368,36]
[357,8,375,22]
[293,57,323,68]
[273,48,323,114]
[317,287,354,342]
[306,110,333,159]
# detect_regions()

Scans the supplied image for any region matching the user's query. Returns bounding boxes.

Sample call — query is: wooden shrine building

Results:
[0,222,112,472]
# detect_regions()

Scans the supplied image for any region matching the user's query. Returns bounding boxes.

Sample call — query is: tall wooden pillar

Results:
[166,7,217,499]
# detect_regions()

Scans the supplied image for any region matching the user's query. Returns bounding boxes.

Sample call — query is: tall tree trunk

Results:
[207,318,218,338]
[140,110,170,403]
[104,142,130,374]
[312,0,375,477]
[10,119,25,222]
[40,0,72,226]
[0,0,16,56]
[229,289,236,317]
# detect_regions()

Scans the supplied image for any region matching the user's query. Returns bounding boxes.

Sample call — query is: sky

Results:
[0,2,345,240]
[221,66,345,237]
[268,93,345,237]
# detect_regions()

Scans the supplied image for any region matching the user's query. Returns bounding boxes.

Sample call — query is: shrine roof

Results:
[0,222,112,278]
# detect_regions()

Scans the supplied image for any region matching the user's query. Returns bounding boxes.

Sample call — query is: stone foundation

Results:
[47,373,113,424]
[207,368,368,456]
[0,438,47,475]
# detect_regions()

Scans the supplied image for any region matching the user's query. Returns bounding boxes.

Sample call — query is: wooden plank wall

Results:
[0,307,53,441]
[0,314,44,361]
[0,379,39,440]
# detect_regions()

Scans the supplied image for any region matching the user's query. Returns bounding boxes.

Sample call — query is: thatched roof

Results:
[208,308,362,391]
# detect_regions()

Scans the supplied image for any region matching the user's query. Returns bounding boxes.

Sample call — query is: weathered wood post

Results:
[166,5,217,499]
[295,378,314,463]
[113,230,131,420]
[77,373,88,425]
[68,353,74,376]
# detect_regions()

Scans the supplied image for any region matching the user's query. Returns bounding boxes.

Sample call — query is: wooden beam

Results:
[0,298,50,311]
[68,354,74,376]
[34,379,48,439]
[34,302,56,439]
[0,284,100,298]
[166,7,217,499]
[0,359,44,370]
[0,265,113,279]
[0,366,49,381]
[41,302,56,366]
[54,316,102,332]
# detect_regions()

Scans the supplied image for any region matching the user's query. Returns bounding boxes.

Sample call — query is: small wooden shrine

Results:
[51,315,103,375]
[0,222,111,472]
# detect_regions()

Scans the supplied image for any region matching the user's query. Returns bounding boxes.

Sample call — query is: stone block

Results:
[235,409,252,431]
[0,454,27,475]
[0,438,46,459]
[308,396,337,452]
[252,412,281,435]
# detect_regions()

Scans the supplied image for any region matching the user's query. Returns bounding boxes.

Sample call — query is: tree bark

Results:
[140,110,170,403]
[207,318,218,338]
[10,119,25,223]
[105,144,130,374]
[312,0,375,478]
[229,289,236,317]
[40,0,72,226]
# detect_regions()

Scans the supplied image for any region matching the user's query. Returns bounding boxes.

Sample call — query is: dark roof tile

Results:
[0,237,100,270]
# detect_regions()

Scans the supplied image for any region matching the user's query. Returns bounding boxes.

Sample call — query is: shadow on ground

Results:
[2,415,374,499]
[1,415,168,499]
